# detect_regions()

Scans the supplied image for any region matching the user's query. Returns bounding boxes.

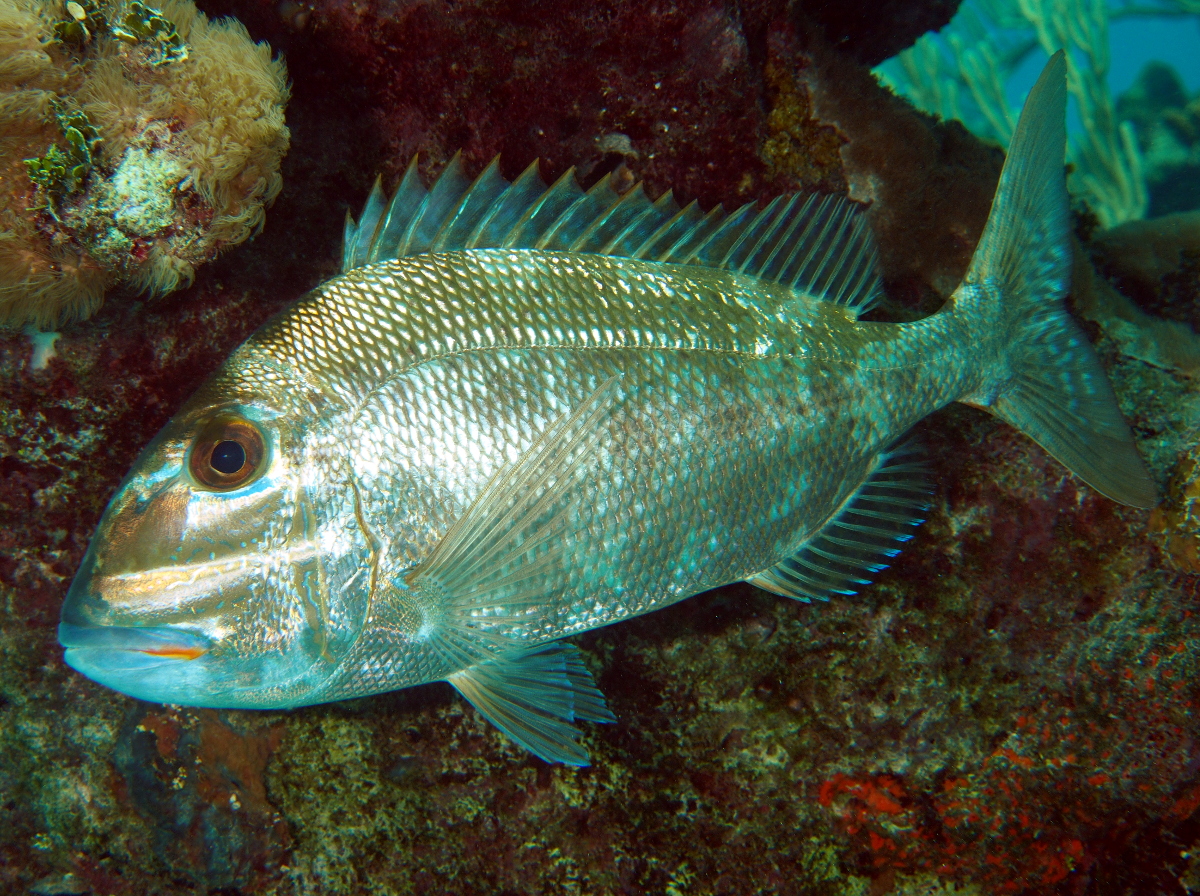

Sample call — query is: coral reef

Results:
[1117,61,1200,217]
[2,0,1200,893]
[878,0,1150,228]
[0,0,289,329]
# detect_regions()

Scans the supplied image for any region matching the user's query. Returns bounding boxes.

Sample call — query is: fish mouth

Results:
[59,622,218,704]
[60,549,218,701]
[60,547,212,666]
[59,622,211,665]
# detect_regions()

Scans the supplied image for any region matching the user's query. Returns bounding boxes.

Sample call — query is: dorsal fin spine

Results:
[466,160,544,248]
[505,167,579,249]
[393,158,430,258]
[683,203,753,267]
[351,176,387,269]
[344,154,885,312]
[414,153,472,253]
[396,153,451,257]
[539,174,616,250]
[650,199,704,262]
[631,197,697,261]
[657,203,724,265]
[594,187,660,254]
[429,156,505,253]
[629,191,679,260]
[369,156,424,265]
[701,204,755,268]
[568,178,636,251]
[341,211,356,272]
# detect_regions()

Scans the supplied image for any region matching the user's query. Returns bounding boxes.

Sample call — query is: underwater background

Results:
[2,0,1200,893]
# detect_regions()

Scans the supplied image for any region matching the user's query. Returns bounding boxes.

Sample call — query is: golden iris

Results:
[188,415,266,490]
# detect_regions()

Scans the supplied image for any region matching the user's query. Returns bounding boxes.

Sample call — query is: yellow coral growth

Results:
[0,0,289,328]
[1150,447,1200,574]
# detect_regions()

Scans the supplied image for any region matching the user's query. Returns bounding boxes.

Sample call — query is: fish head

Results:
[59,354,371,708]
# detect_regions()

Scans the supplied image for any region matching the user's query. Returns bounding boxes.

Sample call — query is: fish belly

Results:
[346,339,889,642]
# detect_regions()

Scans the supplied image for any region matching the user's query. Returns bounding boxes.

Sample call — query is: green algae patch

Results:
[110,0,188,65]
[24,101,102,213]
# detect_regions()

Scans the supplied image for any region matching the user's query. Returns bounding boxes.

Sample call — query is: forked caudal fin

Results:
[954,51,1157,509]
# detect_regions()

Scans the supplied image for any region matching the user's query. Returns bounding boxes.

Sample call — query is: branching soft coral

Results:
[877,0,1149,229]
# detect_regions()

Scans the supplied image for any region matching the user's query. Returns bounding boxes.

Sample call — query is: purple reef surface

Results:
[3,0,1200,894]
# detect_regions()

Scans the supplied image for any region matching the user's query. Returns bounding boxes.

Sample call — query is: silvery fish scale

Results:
[260,248,959,702]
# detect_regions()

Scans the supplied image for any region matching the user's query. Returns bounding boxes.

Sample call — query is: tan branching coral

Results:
[0,0,289,329]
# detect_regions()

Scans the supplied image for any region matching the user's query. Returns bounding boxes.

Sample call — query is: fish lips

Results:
[59,621,218,704]
[60,551,218,703]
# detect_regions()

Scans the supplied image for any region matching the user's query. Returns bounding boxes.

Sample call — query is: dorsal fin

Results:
[342,155,885,314]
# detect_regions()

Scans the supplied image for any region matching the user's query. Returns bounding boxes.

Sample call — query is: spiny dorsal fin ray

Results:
[746,437,931,602]
[534,172,623,249]
[343,155,884,313]
[367,156,425,266]
[428,156,510,254]
[503,166,588,249]
[401,151,472,257]
[447,641,615,766]
[598,188,681,257]
[344,176,386,271]
[465,159,547,248]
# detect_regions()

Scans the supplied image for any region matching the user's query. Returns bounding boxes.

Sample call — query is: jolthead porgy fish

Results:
[60,54,1155,764]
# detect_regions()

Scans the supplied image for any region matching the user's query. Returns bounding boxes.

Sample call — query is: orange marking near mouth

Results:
[137,646,207,660]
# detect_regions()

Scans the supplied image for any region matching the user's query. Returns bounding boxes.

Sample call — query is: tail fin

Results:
[956,51,1157,508]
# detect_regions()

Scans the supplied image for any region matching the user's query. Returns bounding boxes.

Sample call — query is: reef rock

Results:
[2,0,1199,894]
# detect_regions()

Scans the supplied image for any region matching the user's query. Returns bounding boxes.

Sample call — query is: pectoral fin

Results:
[395,377,621,763]
[406,376,620,668]
[448,641,615,765]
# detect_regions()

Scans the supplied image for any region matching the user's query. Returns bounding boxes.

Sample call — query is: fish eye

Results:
[188,415,266,490]
[211,440,246,474]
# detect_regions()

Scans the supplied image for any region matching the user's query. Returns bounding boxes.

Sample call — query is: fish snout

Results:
[60,547,109,629]
[93,479,189,578]
[59,546,215,703]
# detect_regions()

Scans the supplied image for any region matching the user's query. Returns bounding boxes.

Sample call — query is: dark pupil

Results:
[210,440,246,475]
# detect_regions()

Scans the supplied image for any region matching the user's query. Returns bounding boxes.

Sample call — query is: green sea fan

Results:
[876,0,1184,228]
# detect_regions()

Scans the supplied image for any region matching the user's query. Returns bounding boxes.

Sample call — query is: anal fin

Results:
[747,438,931,602]
[448,641,615,766]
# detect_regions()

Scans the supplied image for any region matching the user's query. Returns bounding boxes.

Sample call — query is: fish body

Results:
[60,54,1156,764]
